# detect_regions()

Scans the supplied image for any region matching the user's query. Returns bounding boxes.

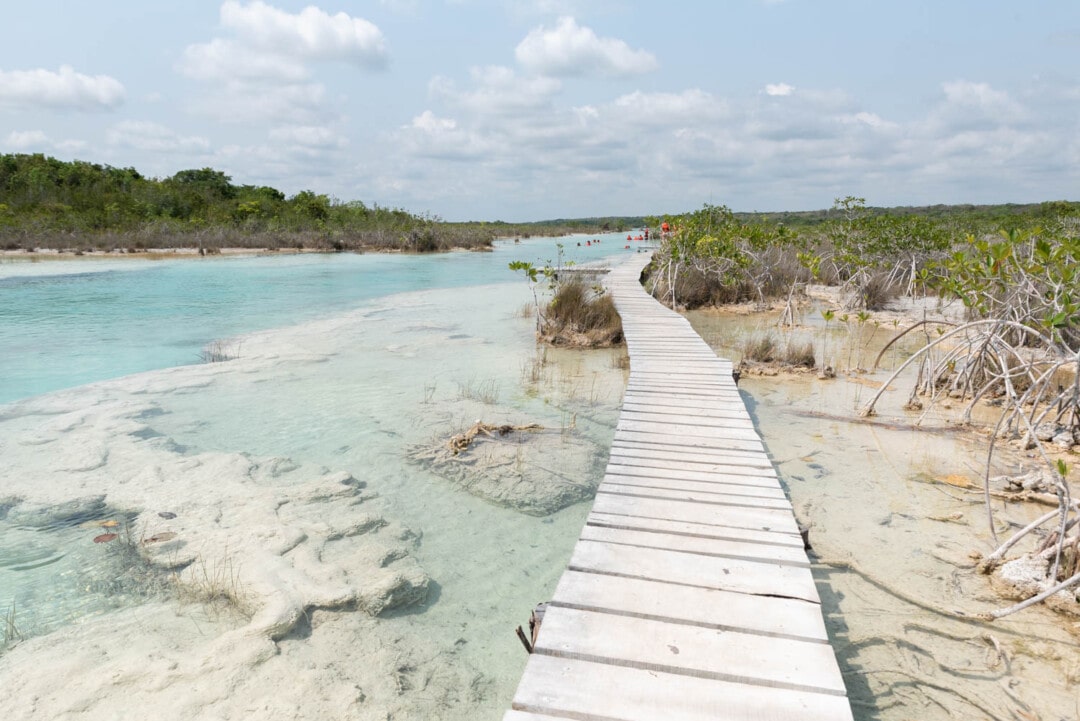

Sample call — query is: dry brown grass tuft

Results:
[539,278,623,347]
[741,333,817,369]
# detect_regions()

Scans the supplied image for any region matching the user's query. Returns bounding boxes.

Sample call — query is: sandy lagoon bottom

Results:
[689,309,1080,721]
[0,280,628,720]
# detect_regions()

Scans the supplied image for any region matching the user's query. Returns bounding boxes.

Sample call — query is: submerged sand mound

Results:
[0,379,433,719]
[411,419,604,516]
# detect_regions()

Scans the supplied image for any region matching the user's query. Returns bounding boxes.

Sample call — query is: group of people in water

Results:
[576,223,670,250]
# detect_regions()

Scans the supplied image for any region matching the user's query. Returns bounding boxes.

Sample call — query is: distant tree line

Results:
[733,200,1080,230]
[0,154,497,252]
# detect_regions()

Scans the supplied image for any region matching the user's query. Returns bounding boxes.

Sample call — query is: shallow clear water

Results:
[0,237,628,404]
[0,236,635,719]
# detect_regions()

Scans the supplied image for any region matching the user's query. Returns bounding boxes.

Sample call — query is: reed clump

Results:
[739,332,816,370]
[172,555,251,619]
[199,338,242,363]
[539,278,623,347]
[456,378,500,405]
[2,602,22,652]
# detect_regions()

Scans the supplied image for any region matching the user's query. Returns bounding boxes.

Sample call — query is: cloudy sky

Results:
[2,1,1078,221]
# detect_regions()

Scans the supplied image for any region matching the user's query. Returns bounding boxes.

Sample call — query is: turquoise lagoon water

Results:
[0,236,630,404]
[0,235,638,719]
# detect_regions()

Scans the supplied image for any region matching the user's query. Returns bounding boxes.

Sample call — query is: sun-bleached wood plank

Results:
[613,429,766,453]
[586,510,805,548]
[602,469,784,494]
[598,483,791,511]
[502,712,564,721]
[549,569,829,641]
[607,443,776,470]
[591,491,801,535]
[511,655,854,721]
[569,539,819,603]
[533,606,846,694]
[617,419,762,440]
[579,524,810,566]
[604,462,781,485]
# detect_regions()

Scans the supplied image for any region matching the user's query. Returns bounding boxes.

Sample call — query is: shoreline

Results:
[0,245,496,263]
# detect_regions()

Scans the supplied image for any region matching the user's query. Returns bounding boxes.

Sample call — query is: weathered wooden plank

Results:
[603,469,784,494]
[587,511,804,548]
[621,401,752,416]
[511,655,854,721]
[579,524,810,565]
[599,483,791,511]
[607,443,775,469]
[502,712,563,721]
[630,363,733,372]
[624,387,742,399]
[569,539,819,602]
[635,371,735,379]
[549,570,828,641]
[609,451,777,472]
[629,354,722,360]
[629,372,729,379]
[621,395,746,412]
[605,462,780,485]
[614,429,766,453]
[623,386,744,401]
[624,388,741,400]
[618,411,753,427]
[627,378,738,390]
[618,418,761,438]
[617,416,760,440]
[620,410,754,426]
[608,447,773,472]
[592,489,801,536]
[534,606,846,694]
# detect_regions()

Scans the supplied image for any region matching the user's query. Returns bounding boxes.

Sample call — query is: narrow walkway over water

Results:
[504,253,853,721]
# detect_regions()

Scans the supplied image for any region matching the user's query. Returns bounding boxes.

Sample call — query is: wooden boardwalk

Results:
[504,253,853,721]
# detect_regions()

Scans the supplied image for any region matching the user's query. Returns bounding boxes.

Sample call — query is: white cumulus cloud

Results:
[941,80,1013,108]
[178,1,386,125]
[410,111,457,133]
[764,83,795,96]
[0,65,124,110]
[431,66,562,116]
[179,38,308,82]
[515,17,657,77]
[220,0,387,66]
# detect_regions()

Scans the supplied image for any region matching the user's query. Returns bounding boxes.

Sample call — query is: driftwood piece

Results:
[515,625,533,654]
[448,421,544,455]
[788,409,970,434]
[988,490,1067,507]
[516,601,549,655]
[529,602,548,648]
